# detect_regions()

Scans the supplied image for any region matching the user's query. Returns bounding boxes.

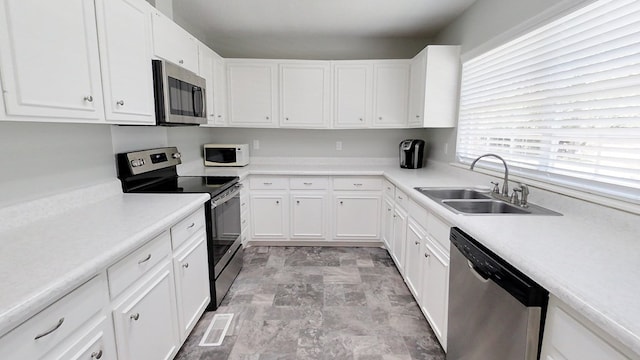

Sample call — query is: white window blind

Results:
[457,0,640,203]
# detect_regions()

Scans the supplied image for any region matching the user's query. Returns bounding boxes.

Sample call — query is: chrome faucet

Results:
[470,153,509,197]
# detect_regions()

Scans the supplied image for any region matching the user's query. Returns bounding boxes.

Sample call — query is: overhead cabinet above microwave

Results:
[0,0,156,125]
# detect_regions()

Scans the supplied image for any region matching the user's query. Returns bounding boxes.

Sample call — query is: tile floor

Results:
[175,246,445,360]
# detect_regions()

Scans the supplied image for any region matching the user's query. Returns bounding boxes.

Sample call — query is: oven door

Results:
[209,185,242,278]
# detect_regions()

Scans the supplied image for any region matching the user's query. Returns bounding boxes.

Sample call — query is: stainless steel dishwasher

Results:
[447,227,548,360]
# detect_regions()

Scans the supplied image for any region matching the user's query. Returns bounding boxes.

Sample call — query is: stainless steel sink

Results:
[442,199,531,214]
[415,187,491,201]
[413,187,562,216]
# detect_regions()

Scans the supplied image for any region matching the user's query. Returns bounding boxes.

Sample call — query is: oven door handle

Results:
[211,184,242,208]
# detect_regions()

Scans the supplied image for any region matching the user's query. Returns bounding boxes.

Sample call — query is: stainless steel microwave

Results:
[152,59,206,126]
[204,144,250,167]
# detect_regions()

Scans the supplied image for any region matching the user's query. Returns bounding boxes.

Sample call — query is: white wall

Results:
[426,0,592,163]
[0,122,115,207]
[207,128,429,159]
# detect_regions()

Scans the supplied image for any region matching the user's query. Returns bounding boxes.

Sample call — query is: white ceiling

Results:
[171,0,476,59]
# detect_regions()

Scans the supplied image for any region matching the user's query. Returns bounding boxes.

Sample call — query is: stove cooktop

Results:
[133,176,238,198]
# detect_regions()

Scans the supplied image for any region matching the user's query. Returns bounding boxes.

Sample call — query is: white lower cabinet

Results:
[390,206,407,272]
[173,233,210,340]
[112,263,179,360]
[382,197,394,250]
[250,192,289,239]
[540,296,634,360]
[420,234,449,350]
[404,218,424,298]
[290,192,328,239]
[333,193,381,240]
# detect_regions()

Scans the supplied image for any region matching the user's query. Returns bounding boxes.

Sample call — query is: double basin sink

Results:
[415,188,561,216]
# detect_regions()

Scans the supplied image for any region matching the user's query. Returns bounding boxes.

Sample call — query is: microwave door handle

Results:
[192,87,204,117]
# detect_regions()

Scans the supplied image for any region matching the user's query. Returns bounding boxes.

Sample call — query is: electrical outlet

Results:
[253,139,260,150]
[336,141,342,151]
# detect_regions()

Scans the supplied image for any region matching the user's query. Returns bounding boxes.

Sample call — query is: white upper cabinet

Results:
[0,0,105,122]
[212,53,227,126]
[151,9,198,73]
[408,45,461,128]
[373,61,410,128]
[198,44,216,124]
[279,62,331,128]
[95,0,155,125]
[333,63,372,128]
[226,61,278,127]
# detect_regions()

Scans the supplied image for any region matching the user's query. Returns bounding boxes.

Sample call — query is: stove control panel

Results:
[118,147,182,176]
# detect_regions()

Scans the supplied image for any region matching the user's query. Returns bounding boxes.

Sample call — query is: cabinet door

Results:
[373,62,410,128]
[50,316,117,360]
[113,265,179,360]
[173,234,210,340]
[381,197,394,250]
[227,62,277,127]
[198,44,215,124]
[212,54,227,125]
[95,0,155,125]
[333,193,381,240]
[0,0,104,121]
[151,9,198,73]
[280,63,331,128]
[405,219,424,298]
[333,64,372,128]
[391,207,407,272]
[423,46,461,128]
[250,192,288,238]
[290,192,327,239]
[408,49,427,127]
[420,236,449,350]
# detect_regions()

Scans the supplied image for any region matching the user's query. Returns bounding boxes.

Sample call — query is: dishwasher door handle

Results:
[467,260,490,283]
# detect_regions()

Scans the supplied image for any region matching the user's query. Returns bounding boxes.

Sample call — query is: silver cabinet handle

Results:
[424,253,430,258]
[116,100,125,106]
[387,208,391,212]
[34,318,64,340]
[296,200,300,205]
[275,200,280,204]
[263,182,272,185]
[91,350,103,359]
[285,117,289,121]
[137,254,151,264]
[378,117,382,120]
[303,182,312,185]
[353,183,363,186]
[359,118,363,121]
[397,196,403,200]
[415,241,419,245]
[339,201,344,205]
[84,95,93,102]
[182,263,189,268]
[179,59,184,64]
[187,222,195,229]
[242,202,246,206]
[130,313,140,321]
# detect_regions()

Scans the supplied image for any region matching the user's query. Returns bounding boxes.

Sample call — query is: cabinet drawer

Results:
[427,213,451,251]
[395,188,408,208]
[0,274,108,360]
[383,179,395,199]
[333,177,382,191]
[250,176,289,190]
[108,232,171,299]
[289,177,329,190]
[171,208,206,250]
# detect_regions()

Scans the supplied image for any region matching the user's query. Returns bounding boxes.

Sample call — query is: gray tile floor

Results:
[175,246,445,360]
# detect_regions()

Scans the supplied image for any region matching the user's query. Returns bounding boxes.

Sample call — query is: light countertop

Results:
[0,182,209,337]
[182,158,640,356]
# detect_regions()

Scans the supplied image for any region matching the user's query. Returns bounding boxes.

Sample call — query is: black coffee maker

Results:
[399,139,425,169]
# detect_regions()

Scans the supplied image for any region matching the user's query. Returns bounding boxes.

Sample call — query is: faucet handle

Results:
[518,183,530,207]
[510,188,522,205]
[490,181,500,193]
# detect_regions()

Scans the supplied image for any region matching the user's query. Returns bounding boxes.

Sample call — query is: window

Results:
[456,0,640,203]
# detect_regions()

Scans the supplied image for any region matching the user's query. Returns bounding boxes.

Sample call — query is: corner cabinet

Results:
[279,62,331,128]
[226,61,278,127]
[95,0,155,125]
[408,45,461,128]
[0,0,105,122]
